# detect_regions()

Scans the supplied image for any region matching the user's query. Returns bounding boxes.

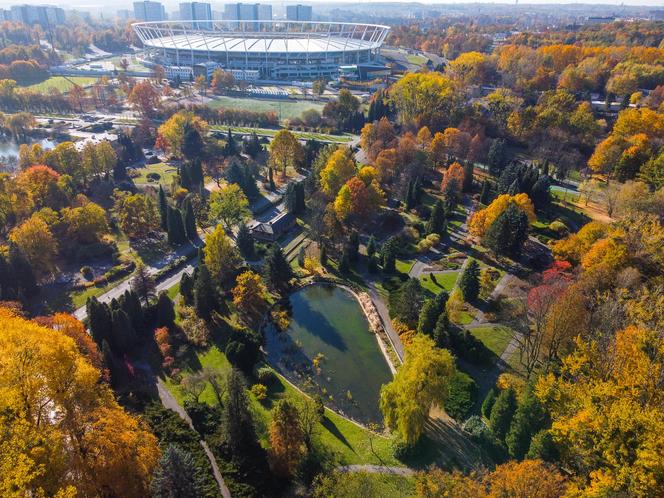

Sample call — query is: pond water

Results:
[0,138,57,170]
[264,284,393,424]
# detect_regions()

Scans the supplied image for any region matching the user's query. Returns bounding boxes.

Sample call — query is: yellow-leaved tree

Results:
[468,193,536,238]
[0,307,159,497]
[380,334,455,445]
[320,147,357,196]
[536,325,664,497]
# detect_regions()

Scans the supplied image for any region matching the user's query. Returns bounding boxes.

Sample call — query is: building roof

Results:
[249,211,294,236]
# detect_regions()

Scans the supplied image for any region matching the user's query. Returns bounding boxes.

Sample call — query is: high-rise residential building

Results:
[133,1,165,22]
[9,4,65,26]
[286,4,312,22]
[0,9,10,21]
[222,3,272,27]
[179,2,212,28]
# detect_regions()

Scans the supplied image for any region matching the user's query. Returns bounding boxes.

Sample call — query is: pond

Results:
[0,137,57,170]
[264,284,393,424]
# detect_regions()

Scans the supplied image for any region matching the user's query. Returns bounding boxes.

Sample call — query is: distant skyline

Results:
[4,0,664,8]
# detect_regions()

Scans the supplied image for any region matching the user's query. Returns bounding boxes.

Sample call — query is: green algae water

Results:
[264,284,392,424]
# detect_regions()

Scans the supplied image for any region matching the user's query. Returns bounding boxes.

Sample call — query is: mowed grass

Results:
[211,125,353,143]
[419,272,459,295]
[132,162,178,186]
[22,76,99,94]
[208,96,325,120]
[407,54,428,65]
[470,325,513,358]
[164,345,403,467]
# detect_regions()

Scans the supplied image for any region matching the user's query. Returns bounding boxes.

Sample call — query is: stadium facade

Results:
[133,20,390,81]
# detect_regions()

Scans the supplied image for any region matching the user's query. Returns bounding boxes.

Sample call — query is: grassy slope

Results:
[163,345,402,467]
[23,76,98,93]
[469,325,513,358]
[208,96,325,120]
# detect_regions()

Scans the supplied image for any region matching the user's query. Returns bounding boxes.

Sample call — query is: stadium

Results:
[132,20,390,81]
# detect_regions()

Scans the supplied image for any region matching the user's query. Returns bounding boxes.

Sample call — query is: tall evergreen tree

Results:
[530,175,551,212]
[462,161,474,192]
[194,264,216,320]
[506,386,547,460]
[319,245,327,266]
[489,386,518,441]
[131,261,156,306]
[479,179,492,205]
[151,445,207,498]
[182,121,204,161]
[87,297,112,347]
[243,131,262,158]
[167,205,187,245]
[426,200,447,236]
[418,298,441,336]
[459,259,481,302]
[236,224,255,259]
[8,245,38,298]
[111,308,135,355]
[180,272,194,305]
[347,231,359,262]
[263,244,293,291]
[223,129,237,156]
[120,289,144,336]
[487,138,507,176]
[366,235,377,258]
[156,291,176,327]
[285,182,298,214]
[297,246,306,268]
[432,310,450,348]
[158,185,168,231]
[338,250,350,273]
[182,197,197,240]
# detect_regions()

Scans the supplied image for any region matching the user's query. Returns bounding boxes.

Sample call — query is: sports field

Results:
[208,96,325,120]
[22,76,99,94]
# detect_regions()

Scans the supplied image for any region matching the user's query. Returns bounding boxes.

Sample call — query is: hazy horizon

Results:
[3,0,664,9]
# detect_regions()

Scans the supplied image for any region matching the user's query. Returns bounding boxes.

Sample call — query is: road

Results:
[366,280,405,361]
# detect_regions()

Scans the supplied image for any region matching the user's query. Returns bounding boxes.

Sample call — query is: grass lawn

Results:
[419,272,459,295]
[469,325,513,358]
[22,76,99,94]
[70,275,133,309]
[395,258,415,275]
[211,125,353,143]
[406,54,428,65]
[164,345,403,467]
[453,311,475,326]
[208,96,325,121]
[132,162,178,186]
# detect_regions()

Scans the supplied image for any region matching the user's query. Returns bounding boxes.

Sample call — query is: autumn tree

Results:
[208,183,250,232]
[390,72,458,129]
[157,111,209,159]
[380,334,455,445]
[268,129,304,178]
[113,190,159,239]
[0,307,160,497]
[334,175,384,223]
[232,271,268,325]
[440,161,465,201]
[537,325,664,496]
[204,224,241,283]
[128,80,160,116]
[320,147,357,196]
[268,399,305,478]
[61,202,109,243]
[9,214,58,277]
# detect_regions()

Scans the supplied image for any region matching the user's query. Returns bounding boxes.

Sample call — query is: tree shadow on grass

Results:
[321,415,356,454]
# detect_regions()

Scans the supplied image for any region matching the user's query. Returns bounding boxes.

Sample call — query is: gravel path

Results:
[336,464,415,476]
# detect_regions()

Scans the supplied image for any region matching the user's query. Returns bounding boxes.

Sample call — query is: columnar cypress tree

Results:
[295,182,306,213]
[285,183,298,214]
[158,185,168,231]
[530,176,551,212]
[482,388,497,418]
[194,264,216,320]
[180,272,194,305]
[297,246,306,267]
[182,198,197,240]
[224,129,237,156]
[189,159,204,189]
[506,387,547,460]
[156,291,176,327]
[462,161,474,192]
[264,245,293,291]
[236,224,255,259]
[479,179,492,205]
[167,205,187,245]
[319,245,327,266]
[120,289,144,336]
[179,164,192,190]
[338,250,350,273]
[489,386,517,441]
[347,231,359,262]
[418,299,441,336]
[433,311,450,348]
[111,308,135,355]
[87,296,112,347]
[366,235,376,258]
[459,259,481,302]
[426,200,447,236]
